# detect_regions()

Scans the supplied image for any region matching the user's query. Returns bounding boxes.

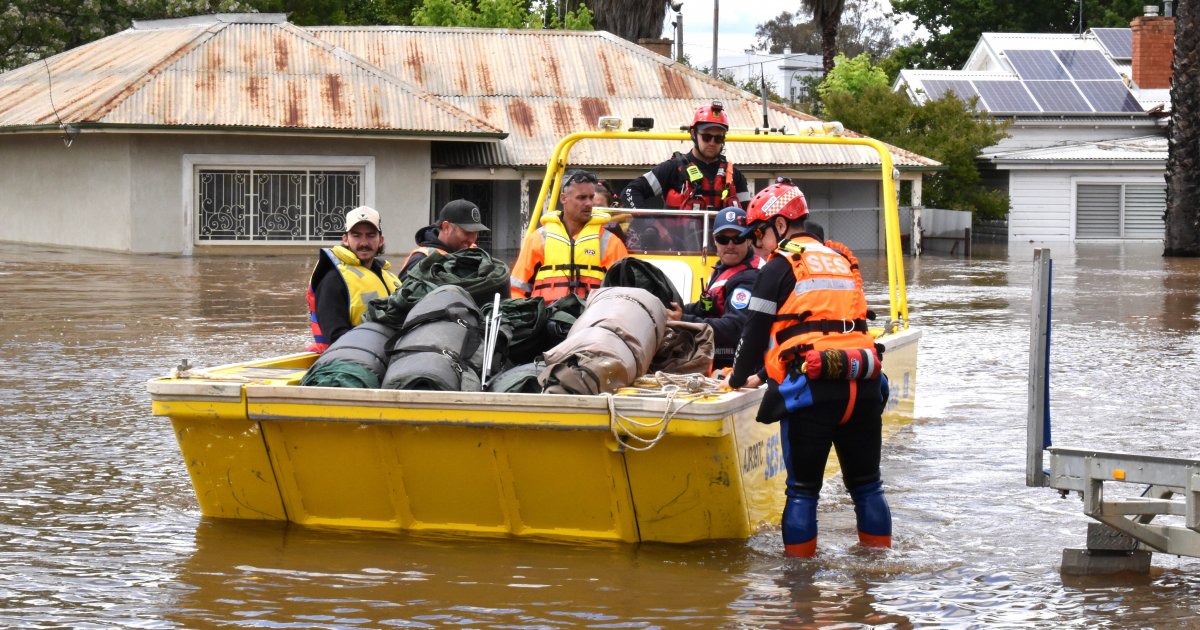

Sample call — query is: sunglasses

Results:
[564,171,598,186]
[699,132,726,144]
[713,233,745,245]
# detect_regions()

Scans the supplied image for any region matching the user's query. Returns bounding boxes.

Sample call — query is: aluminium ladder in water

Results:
[1026,248,1200,566]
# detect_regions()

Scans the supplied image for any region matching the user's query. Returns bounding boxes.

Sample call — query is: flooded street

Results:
[1,240,1199,628]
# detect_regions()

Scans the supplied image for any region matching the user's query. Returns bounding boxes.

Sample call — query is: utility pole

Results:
[711,0,719,78]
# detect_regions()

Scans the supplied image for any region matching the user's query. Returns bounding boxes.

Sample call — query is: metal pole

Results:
[760,65,768,129]
[675,10,683,62]
[1026,248,1052,487]
[711,0,719,78]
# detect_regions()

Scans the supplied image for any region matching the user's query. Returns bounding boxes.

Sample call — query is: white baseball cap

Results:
[343,206,381,232]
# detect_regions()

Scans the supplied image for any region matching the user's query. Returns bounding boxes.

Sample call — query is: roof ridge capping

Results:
[132,13,287,30]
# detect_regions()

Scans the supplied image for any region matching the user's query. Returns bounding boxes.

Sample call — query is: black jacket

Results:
[397,225,450,279]
[681,252,759,368]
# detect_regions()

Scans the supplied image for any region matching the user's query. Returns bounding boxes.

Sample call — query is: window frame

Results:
[182,154,375,253]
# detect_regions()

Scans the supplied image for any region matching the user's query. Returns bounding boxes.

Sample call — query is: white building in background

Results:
[717,48,823,107]
[894,7,1175,243]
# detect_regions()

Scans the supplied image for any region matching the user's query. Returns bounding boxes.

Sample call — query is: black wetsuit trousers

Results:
[780,378,886,498]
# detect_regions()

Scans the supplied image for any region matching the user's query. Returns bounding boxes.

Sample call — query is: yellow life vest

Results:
[532,211,613,302]
[321,246,401,326]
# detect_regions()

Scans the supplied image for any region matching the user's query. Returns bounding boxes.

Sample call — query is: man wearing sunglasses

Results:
[668,207,763,368]
[619,100,751,216]
[727,180,891,559]
[510,169,628,304]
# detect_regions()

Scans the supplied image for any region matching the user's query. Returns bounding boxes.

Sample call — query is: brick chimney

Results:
[1131,7,1174,89]
[638,37,673,59]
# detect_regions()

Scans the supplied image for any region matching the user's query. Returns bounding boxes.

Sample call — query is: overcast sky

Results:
[660,1,922,69]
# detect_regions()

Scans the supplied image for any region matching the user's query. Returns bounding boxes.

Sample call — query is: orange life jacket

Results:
[764,237,875,384]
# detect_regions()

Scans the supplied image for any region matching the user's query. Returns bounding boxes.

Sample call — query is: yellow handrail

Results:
[528,129,908,328]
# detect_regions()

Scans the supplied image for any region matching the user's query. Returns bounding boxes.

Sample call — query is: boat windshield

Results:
[606,208,713,256]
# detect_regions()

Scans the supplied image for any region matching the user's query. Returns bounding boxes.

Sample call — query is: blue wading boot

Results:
[781,494,819,557]
[850,480,892,548]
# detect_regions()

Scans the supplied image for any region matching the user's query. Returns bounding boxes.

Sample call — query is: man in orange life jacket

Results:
[510,169,628,305]
[397,199,490,279]
[728,180,891,558]
[620,100,751,223]
[667,207,763,368]
[306,206,402,352]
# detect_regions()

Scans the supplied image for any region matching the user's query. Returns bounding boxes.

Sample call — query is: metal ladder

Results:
[1026,248,1200,569]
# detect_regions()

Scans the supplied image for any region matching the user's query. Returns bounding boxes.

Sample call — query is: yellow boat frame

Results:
[529,127,909,327]
[148,126,919,545]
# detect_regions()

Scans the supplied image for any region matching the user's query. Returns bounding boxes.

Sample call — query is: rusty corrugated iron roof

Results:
[310,26,938,170]
[0,15,501,137]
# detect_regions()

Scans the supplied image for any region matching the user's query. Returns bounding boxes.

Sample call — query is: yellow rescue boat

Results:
[148,125,919,544]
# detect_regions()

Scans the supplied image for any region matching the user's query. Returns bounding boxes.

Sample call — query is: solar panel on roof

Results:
[1024,81,1093,112]
[972,80,1040,112]
[1076,80,1144,112]
[1093,28,1133,60]
[922,79,978,102]
[1007,50,1071,81]
[1055,49,1120,80]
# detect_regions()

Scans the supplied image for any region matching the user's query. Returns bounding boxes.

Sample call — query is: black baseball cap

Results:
[437,199,489,232]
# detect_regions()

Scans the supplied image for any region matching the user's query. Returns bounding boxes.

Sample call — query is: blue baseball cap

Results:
[712,208,747,235]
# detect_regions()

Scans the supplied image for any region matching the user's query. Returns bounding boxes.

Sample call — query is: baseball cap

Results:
[712,207,747,235]
[438,199,490,232]
[343,206,381,232]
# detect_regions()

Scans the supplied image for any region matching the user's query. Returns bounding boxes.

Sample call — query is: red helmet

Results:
[690,100,730,131]
[745,181,809,227]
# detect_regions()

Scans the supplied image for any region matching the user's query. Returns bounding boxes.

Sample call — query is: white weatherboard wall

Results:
[1008,170,1074,241]
[0,133,432,254]
[1006,168,1166,241]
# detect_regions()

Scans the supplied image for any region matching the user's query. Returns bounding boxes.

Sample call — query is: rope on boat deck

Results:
[604,371,729,452]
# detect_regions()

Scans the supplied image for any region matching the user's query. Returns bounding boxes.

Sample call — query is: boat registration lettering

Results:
[742,433,784,480]
[763,433,783,480]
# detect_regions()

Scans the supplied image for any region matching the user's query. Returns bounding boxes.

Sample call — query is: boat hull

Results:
[150,324,918,544]
[152,356,788,543]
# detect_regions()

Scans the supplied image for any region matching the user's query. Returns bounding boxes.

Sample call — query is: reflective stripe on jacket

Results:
[509,211,624,304]
[764,237,874,384]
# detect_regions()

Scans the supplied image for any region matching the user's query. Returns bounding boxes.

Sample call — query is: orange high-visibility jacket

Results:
[764,237,874,384]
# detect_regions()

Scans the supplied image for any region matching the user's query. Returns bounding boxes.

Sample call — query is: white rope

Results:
[604,371,729,452]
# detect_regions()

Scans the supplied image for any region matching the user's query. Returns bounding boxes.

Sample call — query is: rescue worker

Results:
[306,206,402,352]
[727,180,891,558]
[667,207,763,369]
[510,169,628,304]
[397,198,490,279]
[620,100,751,213]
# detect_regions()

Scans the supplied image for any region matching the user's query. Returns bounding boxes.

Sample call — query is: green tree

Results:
[754,0,908,61]
[0,0,251,71]
[1164,0,1199,255]
[801,0,845,75]
[412,0,591,29]
[815,52,887,100]
[892,0,1149,69]
[820,56,1010,218]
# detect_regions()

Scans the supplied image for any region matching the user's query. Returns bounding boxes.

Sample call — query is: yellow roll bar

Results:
[529,128,909,328]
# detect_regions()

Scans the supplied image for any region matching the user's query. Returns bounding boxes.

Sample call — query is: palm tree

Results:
[568,0,669,42]
[801,0,846,75]
[1165,0,1200,256]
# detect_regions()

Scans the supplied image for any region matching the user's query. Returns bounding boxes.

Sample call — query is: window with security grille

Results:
[196,168,362,242]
